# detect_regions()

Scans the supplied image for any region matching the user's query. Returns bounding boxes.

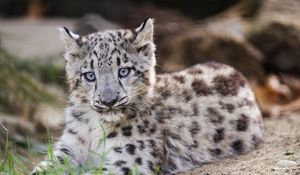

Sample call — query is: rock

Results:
[246,0,300,77]
[33,103,65,132]
[248,19,300,77]
[0,115,34,149]
[251,75,294,117]
[158,26,264,80]
[103,7,265,80]
[276,160,297,168]
[255,0,300,21]
[0,18,74,59]
[73,13,121,36]
[33,84,66,133]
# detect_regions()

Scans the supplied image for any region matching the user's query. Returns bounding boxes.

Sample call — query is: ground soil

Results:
[180,113,300,175]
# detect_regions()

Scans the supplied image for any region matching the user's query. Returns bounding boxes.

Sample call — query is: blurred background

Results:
[0,0,300,173]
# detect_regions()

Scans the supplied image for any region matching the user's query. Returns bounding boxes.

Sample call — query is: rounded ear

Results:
[58,27,85,63]
[134,18,154,44]
[58,27,81,51]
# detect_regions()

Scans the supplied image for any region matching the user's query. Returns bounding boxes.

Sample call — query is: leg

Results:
[31,143,78,174]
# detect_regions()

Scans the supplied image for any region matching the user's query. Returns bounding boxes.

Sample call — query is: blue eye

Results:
[119,68,131,78]
[83,72,96,82]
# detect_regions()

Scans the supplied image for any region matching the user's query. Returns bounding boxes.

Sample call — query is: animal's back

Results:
[153,62,263,173]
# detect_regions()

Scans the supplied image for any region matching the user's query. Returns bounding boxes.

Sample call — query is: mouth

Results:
[92,104,127,114]
[91,98,129,114]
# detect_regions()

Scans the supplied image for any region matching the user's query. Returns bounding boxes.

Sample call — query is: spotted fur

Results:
[32,18,263,175]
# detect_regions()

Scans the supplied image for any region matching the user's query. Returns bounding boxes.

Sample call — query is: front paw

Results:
[31,161,52,175]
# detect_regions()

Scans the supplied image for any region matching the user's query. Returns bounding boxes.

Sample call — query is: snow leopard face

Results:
[59,19,156,122]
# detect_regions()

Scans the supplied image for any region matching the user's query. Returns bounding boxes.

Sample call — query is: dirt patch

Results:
[179,113,300,175]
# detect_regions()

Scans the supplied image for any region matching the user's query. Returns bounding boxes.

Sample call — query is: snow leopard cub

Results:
[32,18,263,175]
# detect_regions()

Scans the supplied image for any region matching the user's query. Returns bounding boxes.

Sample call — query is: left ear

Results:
[134,18,154,44]
[134,18,155,56]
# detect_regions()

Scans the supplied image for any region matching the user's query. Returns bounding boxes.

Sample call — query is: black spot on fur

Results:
[114,147,122,153]
[173,75,185,84]
[181,91,191,103]
[148,139,156,148]
[125,144,136,155]
[56,156,65,164]
[67,128,77,135]
[191,79,212,96]
[148,161,155,172]
[60,148,71,156]
[189,121,200,135]
[236,114,249,131]
[81,98,88,103]
[71,111,85,121]
[149,124,157,133]
[117,57,121,66]
[123,54,129,63]
[117,32,122,38]
[166,158,177,171]
[189,140,199,148]
[135,157,142,165]
[207,107,224,123]
[231,140,244,154]
[213,72,246,96]
[209,148,222,156]
[114,160,126,167]
[192,104,199,116]
[121,167,130,175]
[143,120,150,128]
[155,86,172,99]
[137,125,146,134]
[223,103,235,113]
[122,126,132,136]
[137,44,150,54]
[150,151,158,158]
[126,113,136,120]
[156,76,162,82]
[73,79,81,90]
[90,59,94,69]
[78,136,85,144]
[137,140,145,150]
[213,128,224,143]
[107,131,118,138]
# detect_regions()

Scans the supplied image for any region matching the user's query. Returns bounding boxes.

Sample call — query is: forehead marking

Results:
[123,54,129,63]
[93,50,97,57]
[90,59,94,69]
[117,57,121,66]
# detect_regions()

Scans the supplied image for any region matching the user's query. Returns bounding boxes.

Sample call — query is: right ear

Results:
[58,27,81,50]
[58,27,83,61]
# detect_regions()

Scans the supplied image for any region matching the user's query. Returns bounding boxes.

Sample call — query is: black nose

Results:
[101,97,118,107]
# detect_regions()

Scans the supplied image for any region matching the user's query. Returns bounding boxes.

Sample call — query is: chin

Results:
[94,109,126,123]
